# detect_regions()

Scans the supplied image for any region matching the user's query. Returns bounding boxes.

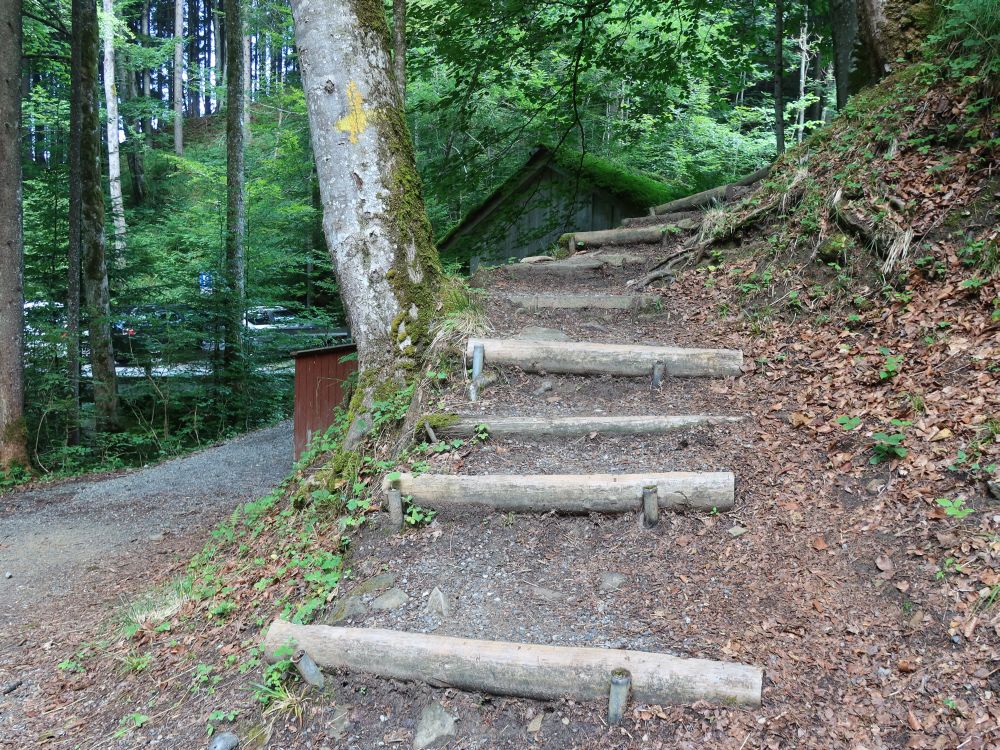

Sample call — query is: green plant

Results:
[120,651,153,674]
[403,496,437,527]
[870,420,911,464]
[836,415,862,431]
[113,713,150,739]
[878,347,903,380]
[191,662,221,694]
[936,497,974,519]
[935,557,964,580]
[473,423,490,442]
[206,708,240,736]
[57,658,84,674]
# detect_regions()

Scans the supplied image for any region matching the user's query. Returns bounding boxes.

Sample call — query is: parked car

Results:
[243,306,352,360]
[112,304,209,365]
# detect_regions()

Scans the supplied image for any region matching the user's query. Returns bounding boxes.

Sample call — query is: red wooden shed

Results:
[292,344,358,460]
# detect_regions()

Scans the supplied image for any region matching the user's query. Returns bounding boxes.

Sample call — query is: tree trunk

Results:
[202,0,211,114]
[77,0,120,431]
[829,0,858,109]
[773,0,785,154]
[242,34,250,131]
[288,0,441,396]
[392,0,406,103]
[186,0,198,116]
[213,0,224,86]
[223,0,245,371]
[0,0,28,468]
[101,0,127,265]
[173,0,183,155]
[795,21,808,144]
[141,0,152,138]
[68,0,84,445]
[122,55,148,205]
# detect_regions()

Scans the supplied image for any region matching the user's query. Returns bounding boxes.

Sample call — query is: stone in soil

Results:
[598,572,627,593]
[207,732,239,750]
[426,586,451,618]
[728,525,748,538]
[413,702,456,750]
[529,585,567,603]
[516,326,570,341]
[527,713,543,733]
[353,572,396,595]
[372,587,409,611]
[327,596,367,623]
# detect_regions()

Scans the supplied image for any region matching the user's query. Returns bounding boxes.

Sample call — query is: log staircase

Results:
[264,207,765,727]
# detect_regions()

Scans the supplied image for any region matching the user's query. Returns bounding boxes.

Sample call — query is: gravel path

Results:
[0,421,292,623]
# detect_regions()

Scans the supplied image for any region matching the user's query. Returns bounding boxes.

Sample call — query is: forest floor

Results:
[3,218,994,749]
[0,421,292,742]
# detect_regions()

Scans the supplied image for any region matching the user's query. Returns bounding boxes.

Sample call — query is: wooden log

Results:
[439,414,741,439]
[262,623,763,707]
[385,471,735,512]
[563,225,676,249]
[621,211,702,228]
[502,293,659,312]
[651,165,771,215]
[504,253,644,279]
[465,338,743,378]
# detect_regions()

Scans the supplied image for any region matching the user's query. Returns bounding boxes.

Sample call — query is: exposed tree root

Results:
[830,189,914,275]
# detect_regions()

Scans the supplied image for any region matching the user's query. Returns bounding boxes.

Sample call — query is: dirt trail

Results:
[0,421,293,625]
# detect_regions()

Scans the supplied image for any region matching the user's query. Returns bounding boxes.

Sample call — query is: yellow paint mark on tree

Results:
[336,81,367,144]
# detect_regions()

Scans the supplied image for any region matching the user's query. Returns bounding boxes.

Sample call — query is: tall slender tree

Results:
[0,0,28,468]
[288,0,442,435]
[102,0,127,263]
[173,0,184,154]
[773,0,786,154]
[224,0,246,373]
[77,0,120,431]
[68,0,84,445]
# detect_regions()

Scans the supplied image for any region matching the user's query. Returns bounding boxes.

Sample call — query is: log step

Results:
[466,338,743,378]
[263,623,763,707]
[438,414,741,439]
[561,224,679,249]
[504,253,644,279]
[502,292,659,312]
[385,472,735,513]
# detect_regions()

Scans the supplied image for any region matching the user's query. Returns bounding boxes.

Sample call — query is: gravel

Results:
[0,421,292,621]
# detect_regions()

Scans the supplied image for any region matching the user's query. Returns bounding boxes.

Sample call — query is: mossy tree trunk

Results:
[173,0,183,155]
[0,0,28,468]
[77,0,120,432]
[392,0,406,103]
[223,0,246,377]
[288,0,441,389]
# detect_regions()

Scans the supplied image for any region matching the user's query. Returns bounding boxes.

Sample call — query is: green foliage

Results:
[206,709,240,737]
[936,497,974,519]
[836,415,862,431]
[113,713,150,739]
[932,0,1000,77]
[878,348,903,380]
[870,420,911,464]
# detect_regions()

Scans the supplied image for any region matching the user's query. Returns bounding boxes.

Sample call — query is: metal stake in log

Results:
[387,485,403,531]
[651,360,665,389]
[292,648,325,688]
[468,343,485,401]
[608,668,632,725]
[642,485,659,528]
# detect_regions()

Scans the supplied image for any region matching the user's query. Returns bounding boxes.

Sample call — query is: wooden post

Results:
[608,668,632,725]
[642,485,659,528]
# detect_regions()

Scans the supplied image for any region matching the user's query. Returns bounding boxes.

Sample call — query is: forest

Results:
[0,0,918,480]
[0,0,998,747]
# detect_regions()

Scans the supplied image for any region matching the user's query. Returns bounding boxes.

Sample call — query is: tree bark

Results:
[773,0,785,154]
[186,0,199,116]
[173,0,184,155]
[288,0,441,374]
[392,0,406,104]
[0,0,28,468]
[77,0,120,431]
[101,0,127,265]
[830,0,858,109]
[68,0,84,445]
[223,0,245,370]
[141,0,152,138]
[242,33,250,131]
[795,21,809,144]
